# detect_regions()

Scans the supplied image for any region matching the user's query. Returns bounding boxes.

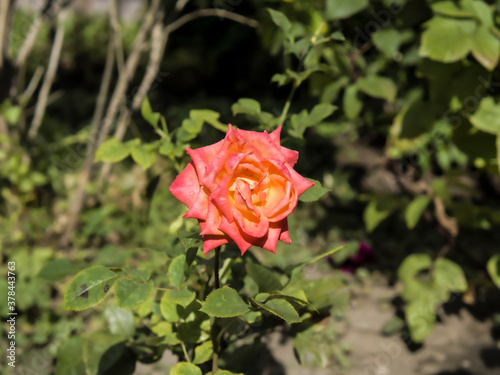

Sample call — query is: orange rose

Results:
[169,125,314,254]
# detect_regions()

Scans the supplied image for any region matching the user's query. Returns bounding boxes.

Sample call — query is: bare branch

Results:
[110,0,124,75]
[59,0,162,248]
[99,20,168,182]
[164,8,259,35]
[28,10,67,140]
[0,0,10,70]
[15,2,61,69]
[20,66,45,105]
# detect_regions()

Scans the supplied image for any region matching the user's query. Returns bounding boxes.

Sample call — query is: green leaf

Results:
[55,337,86,375]
[267,9,292,36]
[103,306,135,338]
[2,105,21,125]
[119,268,151,283]
[151,322,180,345]
[343,85,363,120]
[95,138,132,163]
[293,323,339,369]
[308,103,337,124]
[289,103,337,138]
[398,254,433,281]
[364,198,396,232]
[169,254,186,289]
[178,230,202,251]
[372,28,402,59]
[38,258,80,282]
[245,262,283,293]
[419,17,476,63]
[84,333,136,375]
[357,75,397,102]
[325,0,368,20]
[241,310,262,324]
[487,255,500,288]
[266,291,310,307]
[131,143,157,170]
[170,362,202,375]
[166,287,196,308]
[160,294,180,322]
[470,97,500,134]
[320,77,349,103]
[471,26,500,71]
[252,298,302,324]
[141,96,160,128]
[213,371,244,375]
[200,286,250,318]
[431,1,475,18]
[190,109,227,133]
[63,266,117,311]
[434,258,468,292]
[231,98,261,117]
[405,196,431,229]
[381,317,405,336]
[159,140,175,158]
[115,278,154,309]
[406,299,436,343]
[193,341,213,364]
[496,134,500,174]
[271,73,291,87]
[298,178,329,202]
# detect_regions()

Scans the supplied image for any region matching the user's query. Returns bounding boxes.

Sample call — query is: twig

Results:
[19,66,45,105]
[59,0,162,248]
[99,20,168,182]
[109,0,124,76]
[28,10,67,140]
[0,0,10,70]
[92,42,115,132]
[164,8,259,35]
[24,89,63,117]
[389,165,459,240]
[14,1,60,69]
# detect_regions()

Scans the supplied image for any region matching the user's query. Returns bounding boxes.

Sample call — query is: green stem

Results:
[278,82,298,127]
[212,246,221,372]
[214,247,221,290]
[180,341,191,363]
[278,47,309,127]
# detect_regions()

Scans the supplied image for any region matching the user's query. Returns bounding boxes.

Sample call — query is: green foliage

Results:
[170,363,202,375]
[325,0,368,20]
[115,279,155,309]
[63,266,118,311]
[298,178,329,202]
[487,255,500,288]
[38,258,81,282]
[398,254,467,342]
[405,196,431,229]
[251,297,302,324]
[169,254,187,289]
[8,0,500,372]
[200,287,250,318]
[289,104,337,138]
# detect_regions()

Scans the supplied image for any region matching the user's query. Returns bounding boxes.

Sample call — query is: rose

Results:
[169,125,314,254]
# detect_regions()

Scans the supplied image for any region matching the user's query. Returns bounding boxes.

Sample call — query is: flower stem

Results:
[212,246,222,372]
[214,247,221,290]
[180,341,191,363]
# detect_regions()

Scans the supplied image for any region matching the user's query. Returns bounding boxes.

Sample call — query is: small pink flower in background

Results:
[169,125,314,255]
[340,242,375,273]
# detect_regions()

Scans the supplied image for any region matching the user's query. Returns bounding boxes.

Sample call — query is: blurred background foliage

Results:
[2,0,500,374]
